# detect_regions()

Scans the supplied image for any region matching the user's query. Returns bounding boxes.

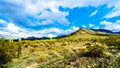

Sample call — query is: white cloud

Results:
[89,24,94,27]
[0,25,79,39]
[64,26,79,34]
[72,26,79,31]
[47,34,57,38]
[1,0,119,28]
[100,20,120,31]
[0,21,28,39]
[23,0,70,25]
[39,28,63,34]
[0,19,6,24]
[105,0,120,18]
[82,25,86,28]
[59,0,118,8]
[93,26,100,29]
[105,9,120,18]
[37,10,69,25]
[0,31,10,38]
[7,23,20,32]
[90,10,98,16]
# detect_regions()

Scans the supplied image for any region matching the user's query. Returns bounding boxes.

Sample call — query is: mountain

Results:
[61,27,108,39]
[21,37,50,40]
[91,29,114,34]
[114,31,120,34]
[91,29,120,34]
[70,27,106,35]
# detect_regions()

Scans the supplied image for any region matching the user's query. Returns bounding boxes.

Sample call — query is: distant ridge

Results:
[91,29,120,34]
[114,31,120,34]
[21,37,50,40]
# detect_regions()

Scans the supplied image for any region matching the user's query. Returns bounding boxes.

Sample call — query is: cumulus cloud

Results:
[0,0,70,29]
[7,23,20,32]
[100,20,120,31]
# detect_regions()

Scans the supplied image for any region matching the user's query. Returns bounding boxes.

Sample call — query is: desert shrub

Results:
[116,57,120,63]
[29,48,36,53]
[37,64,65,68]
[24,44,28,48]
[35,54,50,63]
[85,42,92,45]
[83,42,108,57]
[76,46,88,57]
[104,35,120,47]
[47,39,56,45]
[116,53,120,62]
[24,40,31,46]
[102,51,113,58]
[48,52,54,55]
[31,44,38,48]
[64,56,71,60]
[106,56,120,68]
[60,42,67,46]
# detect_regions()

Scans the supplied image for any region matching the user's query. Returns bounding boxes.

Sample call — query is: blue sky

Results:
[0,0,120,39]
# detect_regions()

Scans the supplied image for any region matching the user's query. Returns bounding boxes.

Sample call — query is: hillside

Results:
[69,28,106,36]
[0,28,120,68]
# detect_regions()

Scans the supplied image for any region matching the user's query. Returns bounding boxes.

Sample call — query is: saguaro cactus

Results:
[18,38,22,58]
[9,33,15,58]
[9,33,13,46]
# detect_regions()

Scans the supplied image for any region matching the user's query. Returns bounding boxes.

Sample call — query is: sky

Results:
[0,0,120,39]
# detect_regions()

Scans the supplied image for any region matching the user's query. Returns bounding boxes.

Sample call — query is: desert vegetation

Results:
[0,28,120,68]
